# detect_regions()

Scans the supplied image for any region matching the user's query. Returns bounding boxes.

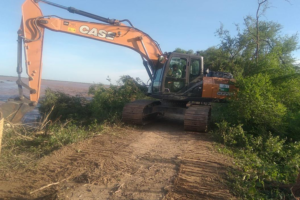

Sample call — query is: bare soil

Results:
[0,117,234,200]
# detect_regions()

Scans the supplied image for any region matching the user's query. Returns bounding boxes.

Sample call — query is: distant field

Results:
[0,75,94,123]
[0,75,94,102]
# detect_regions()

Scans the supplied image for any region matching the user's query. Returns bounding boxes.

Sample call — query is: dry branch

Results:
[30,177,68,194]
[39,105,55,131]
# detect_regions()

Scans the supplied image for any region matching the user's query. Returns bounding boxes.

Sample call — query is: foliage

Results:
[230,74,286,133]
[24,122,102,157]
[2,76,145,169]
[209,59,300,199]
[173,48,194,55]
[88,75,148,123]
[38,76,148,124]
[174,10,300,199]
[39,89,91,122]
[212,122,300,199]
[202,2,300,198]
[0,120,131,170]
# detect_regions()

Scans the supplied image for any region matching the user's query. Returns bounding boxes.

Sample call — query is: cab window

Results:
[189,58,201,82]
[164,57,187,93]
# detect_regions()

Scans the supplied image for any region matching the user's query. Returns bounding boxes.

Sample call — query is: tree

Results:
[173,48,194,55]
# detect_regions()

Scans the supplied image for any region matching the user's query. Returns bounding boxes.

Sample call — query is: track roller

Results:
[184,106,211,132]
[122,100,161,125]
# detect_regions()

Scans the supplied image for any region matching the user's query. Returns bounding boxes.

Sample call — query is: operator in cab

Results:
[167,64,182,92]
[169,64,182,78]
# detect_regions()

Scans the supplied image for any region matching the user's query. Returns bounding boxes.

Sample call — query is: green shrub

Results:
[26,122,102,156]
[284,111,300,141]
[211,122,300,199]
[210,73,300,198]
[39,75,148,124]
[212,121,249,148]
[39,89,91,122]
[88,75,148,123]
[227,74,286,134]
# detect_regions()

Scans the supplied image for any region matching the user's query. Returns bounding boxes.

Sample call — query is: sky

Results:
[0,0,299,84]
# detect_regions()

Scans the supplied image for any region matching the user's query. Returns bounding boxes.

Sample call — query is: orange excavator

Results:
[0,0,236,132]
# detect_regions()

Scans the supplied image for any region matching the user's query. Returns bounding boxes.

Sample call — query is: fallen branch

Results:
[114,183,124,194]
[30,177,67,195]
[39,105,55,131]
[3,120,34,141]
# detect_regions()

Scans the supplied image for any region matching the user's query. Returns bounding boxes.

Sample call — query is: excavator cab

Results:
[150,52,236,102]
[162,53,204,95]
[151,52,206,98]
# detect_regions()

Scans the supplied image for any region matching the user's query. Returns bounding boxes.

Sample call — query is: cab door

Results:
[162,54,189,94]
[184,56,204,97]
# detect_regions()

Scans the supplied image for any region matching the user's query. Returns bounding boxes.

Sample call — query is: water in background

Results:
[0,76,92,124]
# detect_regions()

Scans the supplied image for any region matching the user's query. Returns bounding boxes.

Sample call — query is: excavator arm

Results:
[0,0,165,123]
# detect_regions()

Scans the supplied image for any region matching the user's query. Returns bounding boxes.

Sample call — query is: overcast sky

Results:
[0,0,299,84]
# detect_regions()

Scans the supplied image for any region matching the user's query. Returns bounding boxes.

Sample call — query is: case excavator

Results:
[0,0,236,132]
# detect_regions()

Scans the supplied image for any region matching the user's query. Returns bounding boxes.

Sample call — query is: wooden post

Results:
[0,116,3,155]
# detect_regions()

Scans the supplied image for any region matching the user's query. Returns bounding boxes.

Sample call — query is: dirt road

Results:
[0,116,234,200]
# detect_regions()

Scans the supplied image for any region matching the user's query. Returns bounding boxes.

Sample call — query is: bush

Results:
[212,121,249,148]
[88,76,148,123]
[212,122,300,199]
[39,88,91,122]
[222,74,287,135]
[210,71,300,199]
[39,75,148,124]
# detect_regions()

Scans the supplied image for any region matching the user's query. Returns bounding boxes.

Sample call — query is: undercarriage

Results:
[122,100,211,132]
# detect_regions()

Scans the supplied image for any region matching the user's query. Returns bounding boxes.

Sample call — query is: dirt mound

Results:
[0,118,234,200]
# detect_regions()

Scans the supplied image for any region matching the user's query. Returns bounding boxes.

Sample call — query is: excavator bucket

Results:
[0,98,35,123]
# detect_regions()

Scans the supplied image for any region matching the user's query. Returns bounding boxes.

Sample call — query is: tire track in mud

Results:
[0,117,235,200]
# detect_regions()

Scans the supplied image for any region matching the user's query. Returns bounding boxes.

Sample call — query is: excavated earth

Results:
[0,76,235,200]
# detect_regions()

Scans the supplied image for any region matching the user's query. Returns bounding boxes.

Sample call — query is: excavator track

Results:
[184,106,211,132]
[122,100,161,125]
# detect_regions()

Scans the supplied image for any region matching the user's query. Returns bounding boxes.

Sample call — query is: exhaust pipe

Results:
[200,56,204,75]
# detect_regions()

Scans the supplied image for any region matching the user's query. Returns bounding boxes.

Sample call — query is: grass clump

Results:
[0,120,104,170]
